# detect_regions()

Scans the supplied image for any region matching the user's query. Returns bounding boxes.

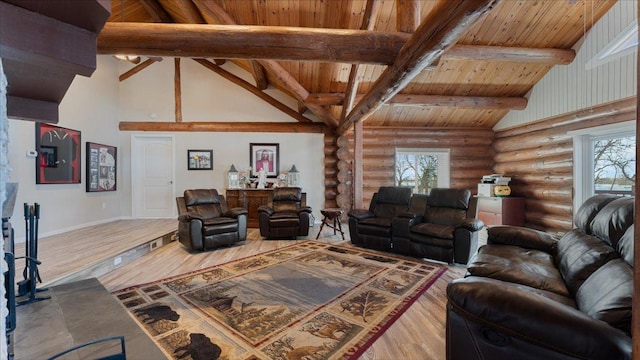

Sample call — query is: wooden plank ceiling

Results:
[99,0,616,131]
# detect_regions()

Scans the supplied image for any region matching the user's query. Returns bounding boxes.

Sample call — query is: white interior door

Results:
[132,135,175,218]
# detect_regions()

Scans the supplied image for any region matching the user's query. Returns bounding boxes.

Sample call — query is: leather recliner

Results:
[176,189,247,251]
[392,188,484,264]
[347,186,412,251]
[258,187,312,239]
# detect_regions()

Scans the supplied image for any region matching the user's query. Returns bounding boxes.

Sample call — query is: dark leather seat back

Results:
[370,186,412,218]
[423,188,471,226]
[184,189,225,219]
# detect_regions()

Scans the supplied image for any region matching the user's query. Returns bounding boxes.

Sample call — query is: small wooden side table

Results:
[316,208,345,240]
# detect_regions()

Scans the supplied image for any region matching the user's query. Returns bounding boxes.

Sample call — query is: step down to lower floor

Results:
[44,231,177,288]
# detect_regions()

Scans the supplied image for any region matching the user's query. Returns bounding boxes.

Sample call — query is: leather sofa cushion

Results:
[616,225,634,266]
[555,229,618,296]
[428,188,470,209]
[410,222,455,240]
[376,186,412,205]
[192,204,223,219]
[269,212,300,227]
[467,245,569,297]
[184,189,220,206]
[373,203,408,219]
[360,217,392,228]
[573,194,618,233]
[590,197,634,246]
[423,208,466,226]
[358,222,392,237]
[203,220,238,235]
[274,201,299,212]
[576,259,633,335]
[273,187,302,202]
[487,226,558,252]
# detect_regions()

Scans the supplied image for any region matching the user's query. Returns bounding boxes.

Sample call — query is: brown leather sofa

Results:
[176,189,248,251]
[258,187,312,239]
[347,186,412,251]
[446,194,634,360]
[392,188,484,264]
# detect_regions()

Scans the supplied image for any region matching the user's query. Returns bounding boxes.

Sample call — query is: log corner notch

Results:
[0,1,110,123]
[337,0,501,135]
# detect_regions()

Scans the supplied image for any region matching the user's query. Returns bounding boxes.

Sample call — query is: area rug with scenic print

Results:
[113,241,447,360]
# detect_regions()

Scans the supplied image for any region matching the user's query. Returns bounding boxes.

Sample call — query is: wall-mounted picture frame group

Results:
[250,143,279,178]
[86,142,117,192]
[35,123,81,184]
[188,149,213,170]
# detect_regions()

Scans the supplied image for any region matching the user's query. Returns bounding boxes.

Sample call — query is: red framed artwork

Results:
[35,123,81,184]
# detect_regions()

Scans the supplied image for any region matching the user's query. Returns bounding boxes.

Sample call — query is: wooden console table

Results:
[225,189,306,228]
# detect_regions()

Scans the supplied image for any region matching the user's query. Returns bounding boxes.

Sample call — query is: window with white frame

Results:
[395,148,450,194]
[570,121,636,213]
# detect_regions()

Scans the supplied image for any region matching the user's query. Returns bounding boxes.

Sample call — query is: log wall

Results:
[348,127,495,208]
[493,97,636,234]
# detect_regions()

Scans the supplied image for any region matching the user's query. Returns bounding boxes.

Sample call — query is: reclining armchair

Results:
[347,186,412,251]
[176,189,247,251]
[392,188,483,264]
[258,187,312,239]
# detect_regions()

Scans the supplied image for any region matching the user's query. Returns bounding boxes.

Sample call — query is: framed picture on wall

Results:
[35,123,81,184]
[188,149,213,170]
[250,143,279,178]
[86,142,117,192]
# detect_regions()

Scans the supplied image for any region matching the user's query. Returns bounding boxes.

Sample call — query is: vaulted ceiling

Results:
[4,0,617,132]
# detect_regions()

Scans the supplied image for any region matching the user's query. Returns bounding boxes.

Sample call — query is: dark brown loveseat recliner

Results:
[347,186,413,252]
[176,189,247,251]
[446,194,634,360]
[392,188,484,264]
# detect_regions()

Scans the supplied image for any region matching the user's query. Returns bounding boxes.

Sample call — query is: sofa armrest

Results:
[225,207,248,218]
[347,209,375,221]
[487,225,558,253]
[447,277,631,359]
[391,215,423,238]
[458,218,484,232]
[397,212,421,220]
[178,212,204,222]
[258,206,274,216]
[298,206,312,214]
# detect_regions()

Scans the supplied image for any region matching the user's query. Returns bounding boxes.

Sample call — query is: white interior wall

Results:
[8,57,121,242]
[495,0,637,130]
[9,55,326,241]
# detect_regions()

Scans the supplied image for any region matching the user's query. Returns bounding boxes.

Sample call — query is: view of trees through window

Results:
[593,135,636,194]
[395,152,438,194]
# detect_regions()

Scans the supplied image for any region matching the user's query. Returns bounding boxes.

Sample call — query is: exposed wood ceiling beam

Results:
[338,0,500,134]
[97,23,574,66]
[191,0,269,90]
[119,121,327,133]
[188,0,338,128]
[193,59,313,123]
[341,0,380,122]
[396,0,420,33]
[96,22,408,64]
[309,93,527,110]
[174,58,182,122]
[138,0,172,22]
[445,44,575,65]
[119,58,160,81]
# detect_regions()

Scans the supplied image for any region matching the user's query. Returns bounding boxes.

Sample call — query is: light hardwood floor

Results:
[14,220,468,360]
